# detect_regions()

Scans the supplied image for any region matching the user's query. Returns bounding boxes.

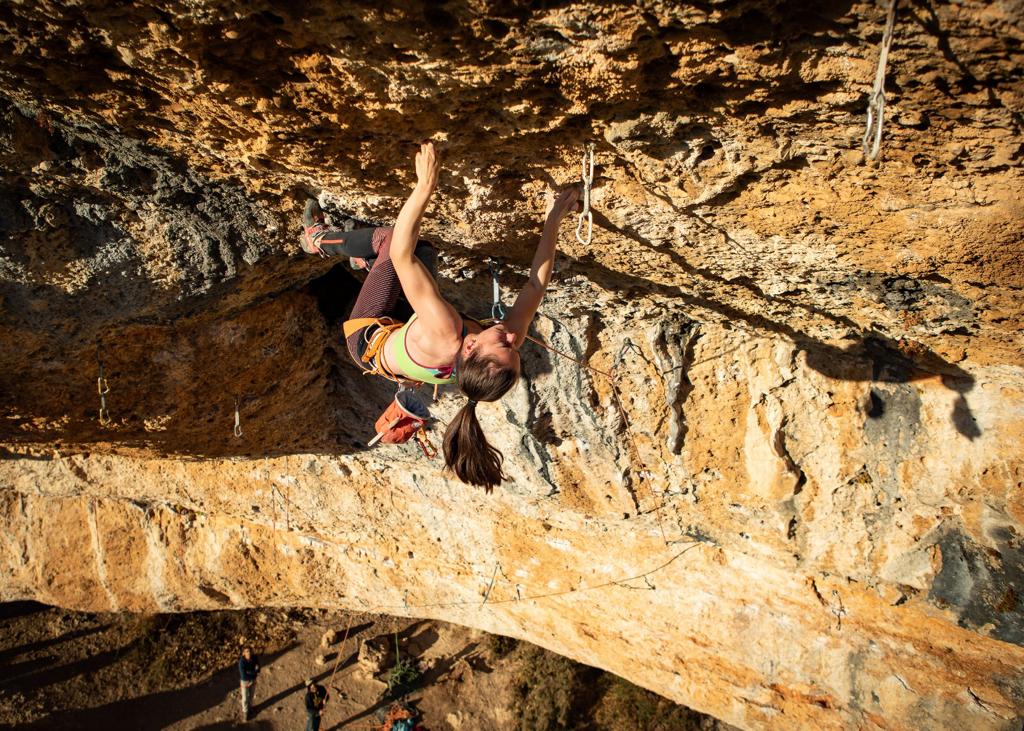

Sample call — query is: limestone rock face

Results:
[1,2,1023,729]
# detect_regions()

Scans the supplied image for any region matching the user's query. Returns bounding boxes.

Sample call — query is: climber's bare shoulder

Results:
[401,312,463,366]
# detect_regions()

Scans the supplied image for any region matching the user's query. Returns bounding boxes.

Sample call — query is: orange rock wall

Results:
[1,2,1022,729]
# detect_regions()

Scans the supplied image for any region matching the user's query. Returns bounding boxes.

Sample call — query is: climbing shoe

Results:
[301,198,326,256]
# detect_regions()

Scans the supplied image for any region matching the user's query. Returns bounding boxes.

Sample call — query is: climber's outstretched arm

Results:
[391,142,462,342]
[504,187,580,347]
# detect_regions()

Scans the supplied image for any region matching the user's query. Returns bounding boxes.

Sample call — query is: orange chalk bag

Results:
[368,390,437,459]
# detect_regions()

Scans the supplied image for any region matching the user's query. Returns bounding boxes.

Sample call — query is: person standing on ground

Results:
[304,677,329,731]
[238,646,260,720]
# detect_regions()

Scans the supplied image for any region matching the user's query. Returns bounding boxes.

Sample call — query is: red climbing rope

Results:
[326,614,356,689]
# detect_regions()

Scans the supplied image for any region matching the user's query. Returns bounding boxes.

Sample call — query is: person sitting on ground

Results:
[238,646,260,721]
[380,701,422,731]
[304,677,329,731]
[301,141,579,491]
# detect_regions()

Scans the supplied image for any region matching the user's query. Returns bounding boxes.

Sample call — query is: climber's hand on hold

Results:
[545,187,580,227]
[415,141,440,193]
[505,186,578,349]
[392,138,462,346]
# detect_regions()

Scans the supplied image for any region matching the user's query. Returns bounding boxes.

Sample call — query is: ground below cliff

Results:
[0,602,729,731]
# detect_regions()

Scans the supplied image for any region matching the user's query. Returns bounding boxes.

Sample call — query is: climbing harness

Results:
[575,143,595,245]
[488,257,506,321]
[96,348,111,426]
[343,318,414,385]
[862,0,899,160]
[233,396,243,438]
[341,318,445,459]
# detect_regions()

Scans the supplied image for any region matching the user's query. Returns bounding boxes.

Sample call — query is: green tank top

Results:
[390,314,458,386]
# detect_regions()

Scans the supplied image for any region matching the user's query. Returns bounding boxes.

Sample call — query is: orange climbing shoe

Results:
[301,198,326,256]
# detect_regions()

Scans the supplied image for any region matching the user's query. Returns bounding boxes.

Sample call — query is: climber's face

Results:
[463,323,521,373]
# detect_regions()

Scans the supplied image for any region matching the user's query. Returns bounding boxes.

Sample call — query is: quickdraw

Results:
[575,143,595,245]
[233,396,243,438]
[489,257,506,321]
[863,0,899,160]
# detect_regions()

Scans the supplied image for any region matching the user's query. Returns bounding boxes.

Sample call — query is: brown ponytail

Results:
[443,352,519,491]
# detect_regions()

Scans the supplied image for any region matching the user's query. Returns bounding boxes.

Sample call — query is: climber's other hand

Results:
[545,186,580,224]
[415,141,439,192]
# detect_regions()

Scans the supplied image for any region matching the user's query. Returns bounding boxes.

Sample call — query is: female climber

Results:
[301,141,579,491]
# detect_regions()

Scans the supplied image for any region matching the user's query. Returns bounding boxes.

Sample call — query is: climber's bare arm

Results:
[505,187,580,347]
[391,142,462,344]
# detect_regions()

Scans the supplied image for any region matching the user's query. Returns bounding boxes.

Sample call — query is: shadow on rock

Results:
[574,211,981,440]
